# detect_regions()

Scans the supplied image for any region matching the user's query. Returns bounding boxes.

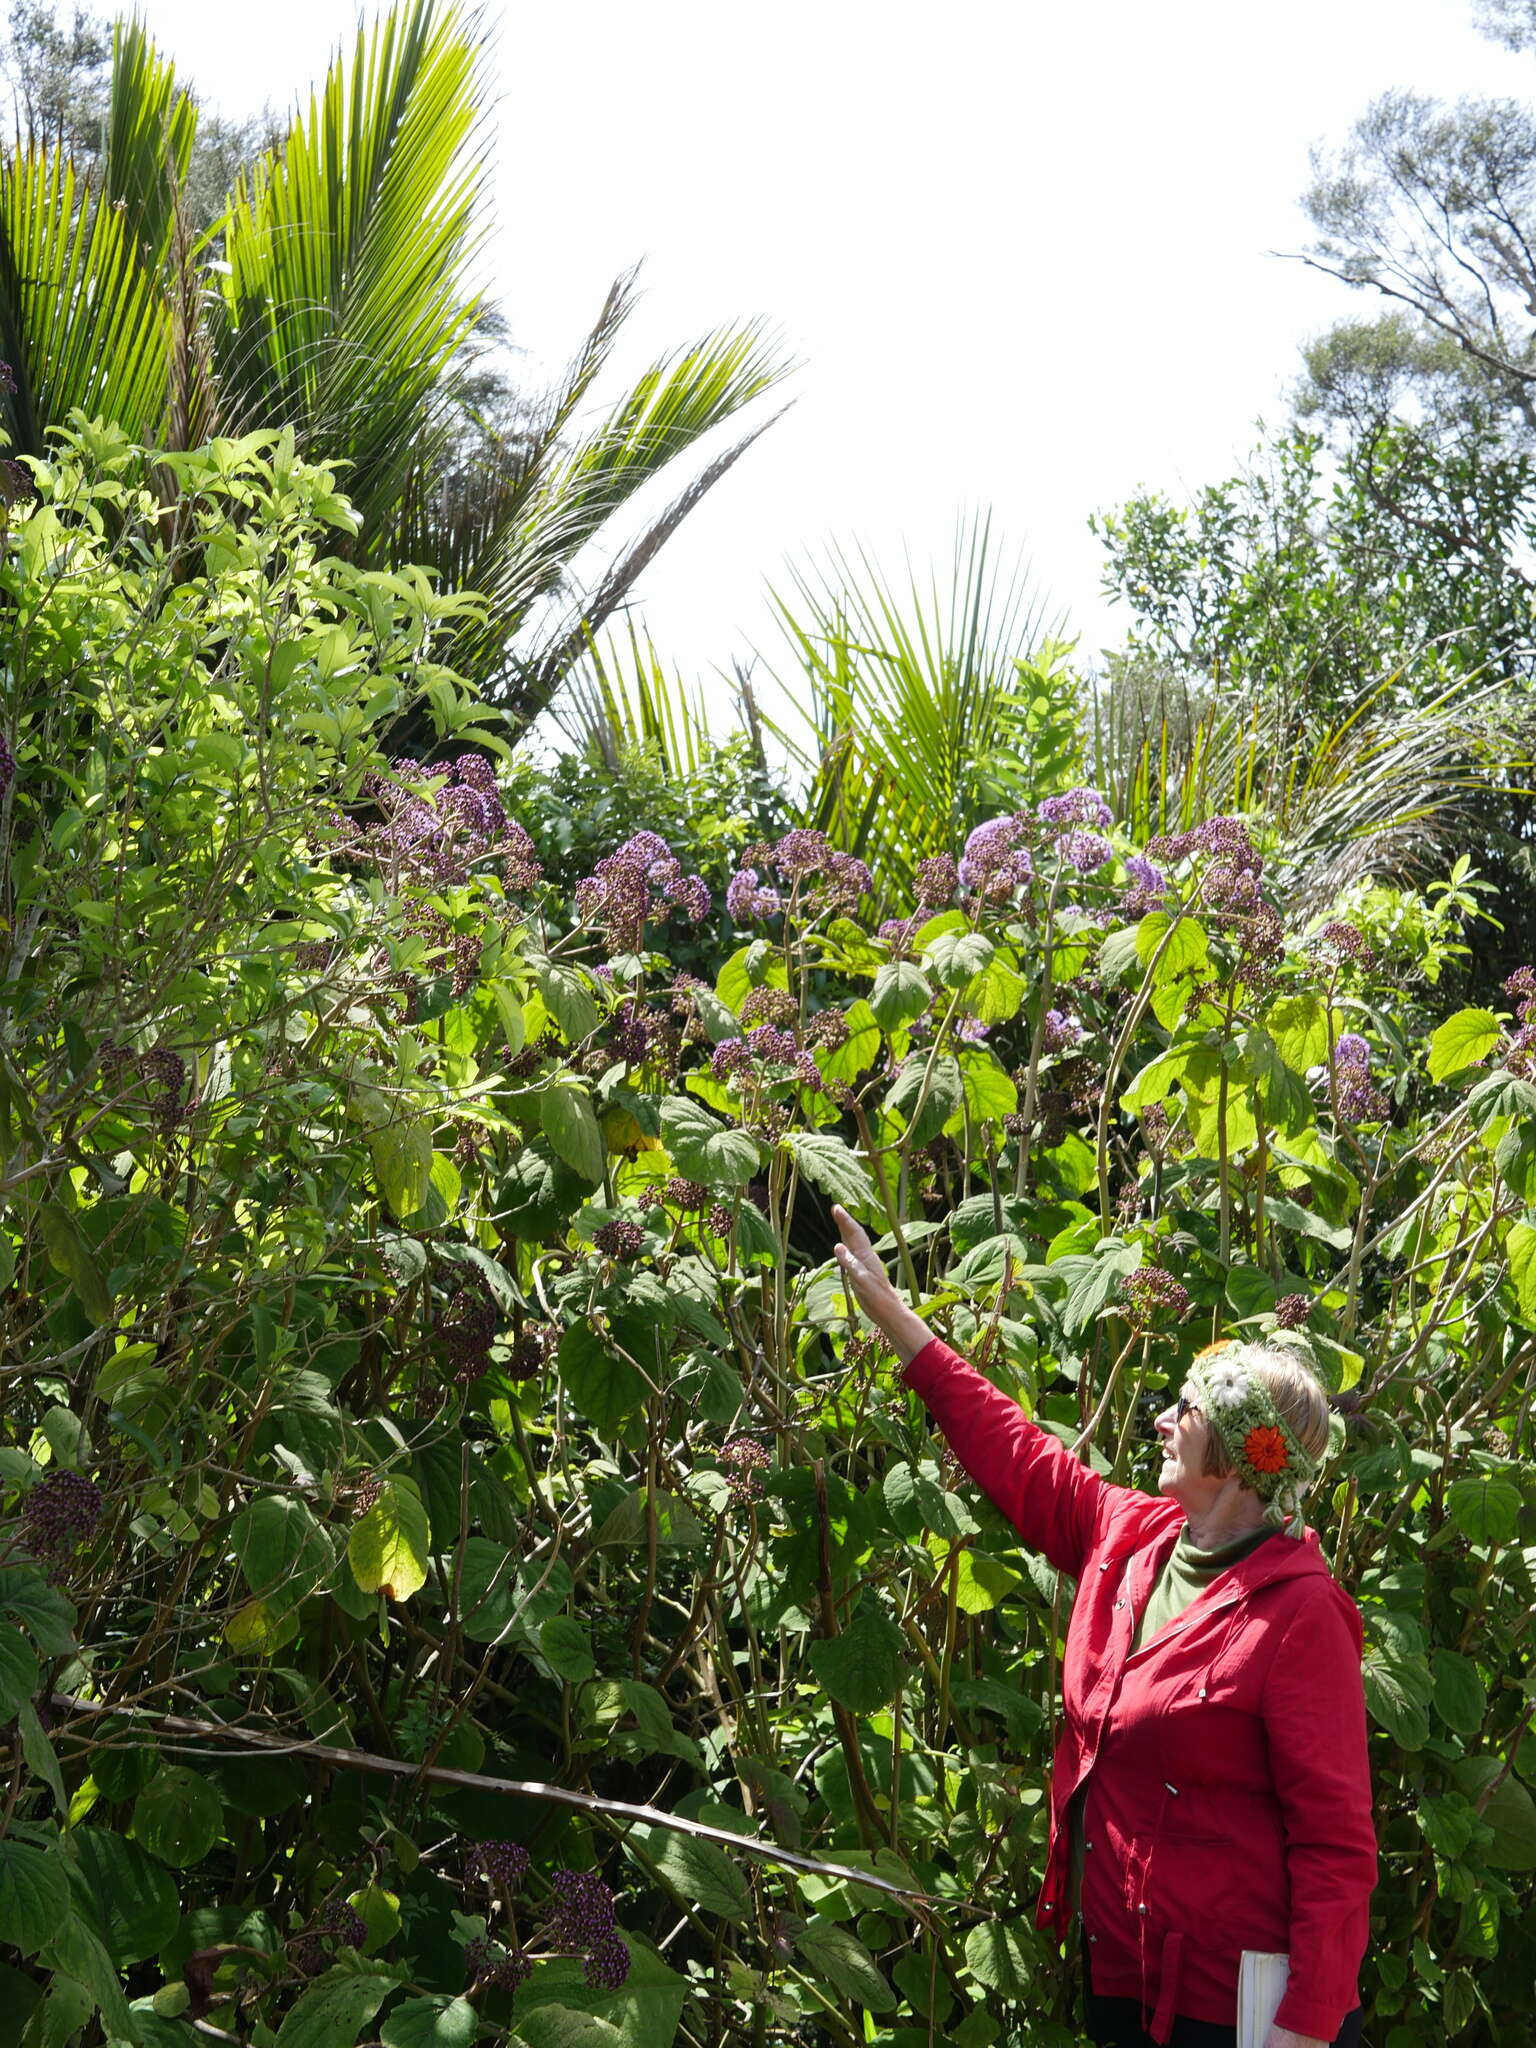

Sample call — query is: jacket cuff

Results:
[1275,1988,1349,2040]
[900,1335,956,1397]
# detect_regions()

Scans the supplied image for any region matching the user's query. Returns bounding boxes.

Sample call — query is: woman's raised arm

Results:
[831,1205,1121,1576]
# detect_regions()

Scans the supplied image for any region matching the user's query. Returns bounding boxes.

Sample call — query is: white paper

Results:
[1237,1951,1290,2048]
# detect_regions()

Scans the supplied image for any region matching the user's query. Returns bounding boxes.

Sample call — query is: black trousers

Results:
[1083,1951,1365,2047]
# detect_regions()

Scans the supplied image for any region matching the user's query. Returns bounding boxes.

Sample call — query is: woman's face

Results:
[1153,1385,1215,1507]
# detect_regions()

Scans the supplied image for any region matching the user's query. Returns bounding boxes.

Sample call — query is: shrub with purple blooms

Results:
[0,421,1526,2046]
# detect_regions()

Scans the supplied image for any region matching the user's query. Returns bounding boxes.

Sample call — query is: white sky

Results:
[135,0,1533,712]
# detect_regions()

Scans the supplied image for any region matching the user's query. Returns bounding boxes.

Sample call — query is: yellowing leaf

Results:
[348,1476,430,1602]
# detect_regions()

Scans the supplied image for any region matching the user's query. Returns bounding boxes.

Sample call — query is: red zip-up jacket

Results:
[904,1337,1376,2043]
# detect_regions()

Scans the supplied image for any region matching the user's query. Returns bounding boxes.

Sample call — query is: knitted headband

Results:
[1185,1342,1321,1536]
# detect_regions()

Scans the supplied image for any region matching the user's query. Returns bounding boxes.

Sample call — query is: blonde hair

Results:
[1201,1343,1331,1481]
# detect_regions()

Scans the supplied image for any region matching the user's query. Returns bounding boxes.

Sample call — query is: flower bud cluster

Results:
[1041,1009,1084,1054]
[1332,1033,1388,1123]
[1121,1265,1191,1326]
[438,1274,499,1381]
[725,832,872,923]
[22,1470,103,1575]
[721,1434,770,1505]
[507,1322,559,1379]
[711,1026,822,1092]
[463,1934,532,1991]
[1120,854,1171,919]
[1317,920,1372,966]
[575,831,710,954]
[1273,1294,1312,1329]
[914,854,958,908]
[335,756,536,890]
[466,1838,531,1894]
[592,1218,645,1262]
[958,815,1033,899]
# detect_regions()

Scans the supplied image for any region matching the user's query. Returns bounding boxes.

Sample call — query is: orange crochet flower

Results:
[1244,1424,1289,1474]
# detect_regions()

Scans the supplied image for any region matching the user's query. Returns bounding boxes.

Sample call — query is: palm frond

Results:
[756,515,1070,898]
[406,313,793,722]
[553,619,715,776]
[0,146,166,454]
[103,18,197,265]
[1091,652,1536,911]
[215,0,487,533]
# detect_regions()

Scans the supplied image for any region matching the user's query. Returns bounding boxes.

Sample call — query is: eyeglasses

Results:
[1175,1393,1201,1424]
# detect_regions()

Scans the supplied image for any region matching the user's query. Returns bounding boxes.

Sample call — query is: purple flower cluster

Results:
[542,1870,630,1986]
[1041,1009,1084,1054]
[575,831,710,954]
[1059,829,1113,872]
[585,1932,633,1990]
[507,1322,559,1379]
[878,916,918,949]
[609,1002,655,1067]
[22,1471,102,1574]
[464,1935,532,1991]
[1147,814,1263,915]
[914,854,959,908]
[291,1897,368,1974]
[1317,921,1372,966]
[738,987,798,1029]
[1332,1033,1388,1122]
[466,1839,531,1894]
[438,1276,499,1382]
[721,1434,770,1506]
[1274,1294,1312,1329]
[711,1027,821,1091]
[592,1219,645,1262]
[1038,787,1113,832]
[1121,854,1170,919]
[336,756,537,891]
[958,815,1033,899]
[0,732,14,797]
[725,831,872,923]
[1504,967,1536,1077]
[726,866,782,921]
[1121,1266,1191,1326]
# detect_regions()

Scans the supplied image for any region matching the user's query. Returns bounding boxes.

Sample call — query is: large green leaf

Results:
[230,1495,332,1612]
[808,1607,907,1716]
[794,1919,896,2010]
[133,1766,224,1869]
[1453,1757,1536,1871]
[625,1825,751,1924]
[512,1940,687,2048]
[348,1476,431,1601]
[379,1997,479,2048]
[0,1840,69,1957]
[869,961,933,1032]
[273,1969,395,2048]
[558,1322,648,1435]
[541,1080,606,1184]
[1427,1007,1503,1082]
[67,1828,180,1965]
[780,1131,876,1213]
[658,1096,759,1187]
[0,1622,39,1722]
[883,1053,963,1149]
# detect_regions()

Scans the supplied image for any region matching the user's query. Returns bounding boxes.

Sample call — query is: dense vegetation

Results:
[0,430,1530,2048]
[3,2,1536,2045]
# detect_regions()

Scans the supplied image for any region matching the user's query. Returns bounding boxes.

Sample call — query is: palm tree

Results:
[0,2,792,732]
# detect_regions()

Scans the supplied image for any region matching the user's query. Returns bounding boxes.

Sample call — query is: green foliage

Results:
[0,430,1533,2045]
[0,3,791,730]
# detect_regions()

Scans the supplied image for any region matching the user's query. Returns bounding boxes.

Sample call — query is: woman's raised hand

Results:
[831,1205,933,1367]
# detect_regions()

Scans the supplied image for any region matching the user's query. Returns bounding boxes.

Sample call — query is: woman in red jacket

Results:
[831,1207,1376,2048]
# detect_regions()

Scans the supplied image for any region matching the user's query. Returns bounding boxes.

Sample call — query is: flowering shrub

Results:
[0,431,1530,2048]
